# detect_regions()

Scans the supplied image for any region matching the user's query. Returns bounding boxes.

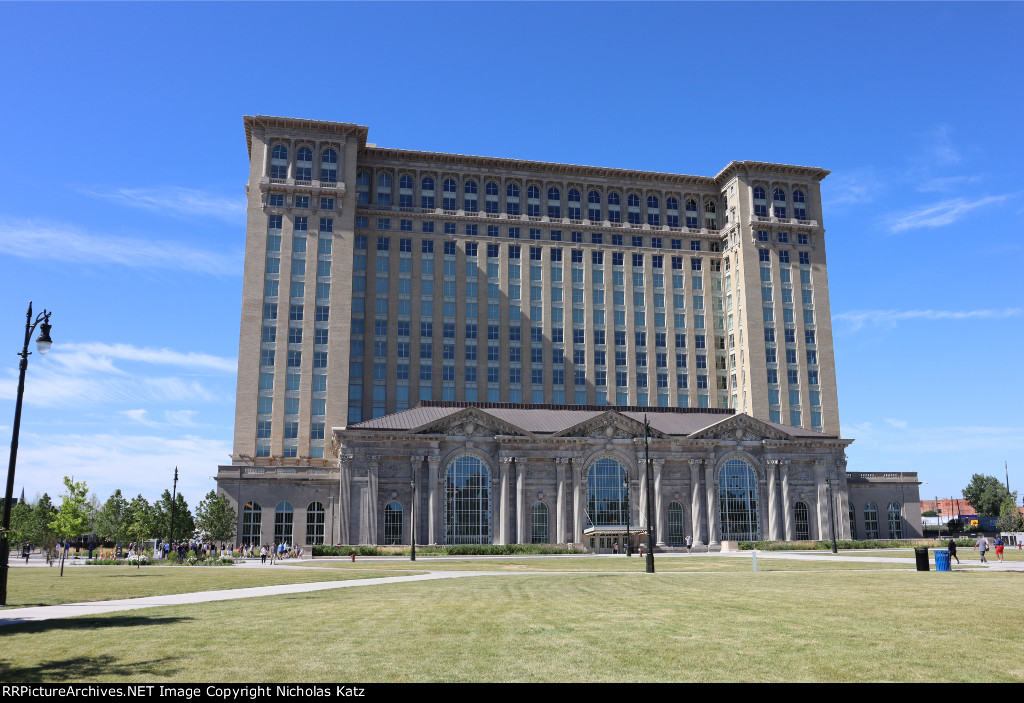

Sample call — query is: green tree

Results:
[152,490,195,543]
[49,477,93,577]
[123,495,154,546]
[94,489,129,544]
[195,490,237,544]
[996,493,1024,533]
[29,494,58,564]
[7,501,33,547]
[962,474,1010,517]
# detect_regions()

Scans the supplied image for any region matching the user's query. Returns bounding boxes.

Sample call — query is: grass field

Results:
[0,566,414,609]
[1,567,1021,683]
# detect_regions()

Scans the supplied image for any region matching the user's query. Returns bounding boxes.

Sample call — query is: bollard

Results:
[752,550,758,572]
[351,552,356,562]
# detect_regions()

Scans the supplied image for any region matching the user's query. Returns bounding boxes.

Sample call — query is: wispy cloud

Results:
[60,343,237,373]
[119,408,199,428]
[923,124,962,166]
[0,220,241,275]
[81,186,245,223]
[822,168,884,209]
[915,174,986,193]
[835,307,1022,331]
[885,193,1015,232]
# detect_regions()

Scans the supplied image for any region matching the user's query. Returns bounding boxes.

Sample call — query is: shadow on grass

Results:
[0,651,182,682]
[0,614,193,637]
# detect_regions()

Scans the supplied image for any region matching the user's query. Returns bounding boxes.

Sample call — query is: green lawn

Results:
[1,569,1021,682]
[0,566,416,609]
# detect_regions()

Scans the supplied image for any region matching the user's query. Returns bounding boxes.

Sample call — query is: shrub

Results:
[311,543,587,557]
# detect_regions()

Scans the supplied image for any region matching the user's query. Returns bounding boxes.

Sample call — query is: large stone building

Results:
[216,116,921,548]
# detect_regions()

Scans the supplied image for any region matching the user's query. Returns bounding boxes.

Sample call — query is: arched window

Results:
[531,502,549,543]
[421,177,435,209]
[320,149,337,183]
[464,179,478,212]
[753,186,768,217]
[356,172,370,205]
[274,501,294,544]
[863,502,879,539]
[795,501,810,540]
[647,195,660,226]
[400,174,414,189]
[270,145,288,179]
[295,147,313,181]
[242,501,262,544]
[704,200,718,229]
[567,188,581,220]
[377,172,392,207]
[848,502,856,539]
[485,182,499,213]
[385,501,403,545]
[306,502,325,545]
[399,174,413,208]
[588,190,602,222]
[547,187,560,219]
[792,189,806,220]
[667,501,684,546]
[506,183,520,216]
[608,192,621,223]
[445,455,491,544]
[527,185,540,217]
[887,502,903,539]
[666,197,679,227]
[773,188,787,218]
[685,199,698,228]
[587,458,628,527]
[443,178,458,210]
[718,458,760,541]
[627,193,641,225]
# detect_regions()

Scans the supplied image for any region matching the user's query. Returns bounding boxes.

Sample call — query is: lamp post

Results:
[2,302,53,606]
[410,468,417,562]
[825,475,838,554]
[624,475,632,557]
[169,467,179,547]
[644,416,655,574]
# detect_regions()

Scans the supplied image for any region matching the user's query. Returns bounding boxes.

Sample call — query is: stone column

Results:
[338,454,353,546]
[427,455,442,545]
[410,455,424,545]
[499,456,513,545]
[555,458,569,544]
[515,458,527,544]
[814,460,830,541]
[689,459,704,546]
[767,459,782,541]
[365,455,380,545]
[781,460,794,541]
[705,462,720,547]
[638,455,649,533]
[653,459,666,547]
[836,455,851,539]
[572,458,584,544]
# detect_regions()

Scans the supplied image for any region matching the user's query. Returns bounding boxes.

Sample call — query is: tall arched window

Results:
[464,180,478,212]
[295,147,313,181]
[627,193,641,224]
[384,501,403,545]
[704,200,718,229]
[445,455,491,544]
[607,192,621,223]
[356,172,370,205]
[242,501,262,544]
[647,195,660,226]
[547,187,561,219]
[485,182,499,213]
[320,149,337,183]
[270,145,288,179]
[567,189,581,220]
[772,188,787,218]
[399,174,414,208]
[718,458,760,541]
[377,172,392,206]
[666,197,679,227]
[848,502,856,539]
[274,501,294,544]
[506,183,520,215]
[442,178,458,210]
[527,185,541,217]
[421,177,435,209]
[753,186,768,217]
[887,502,903,539]
[587,458,628,527]
[306,502,325,545]
[793,189,807,220]
[795,501,810,540]
[588,190,602,222]
[531,502,549,543]
[863,502,879,539]
[685,199,698,228]
[667,501,684,546]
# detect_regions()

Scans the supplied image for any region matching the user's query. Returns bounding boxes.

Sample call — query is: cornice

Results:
[715,161,830,184]
[244,115,370,157]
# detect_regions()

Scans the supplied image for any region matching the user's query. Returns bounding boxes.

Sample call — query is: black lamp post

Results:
[644,416,655,574]
[410,468,416,562]
[169,467,178,547]
[1,302,53,606]
[624,475,632,557]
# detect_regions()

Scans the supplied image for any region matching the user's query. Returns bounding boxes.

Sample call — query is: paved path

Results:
[3,551,1019,627]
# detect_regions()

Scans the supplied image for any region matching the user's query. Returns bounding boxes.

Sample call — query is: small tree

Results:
[195,490,238,544]
[94,489,129,545]
[8,501,33,548]
[152,489,195,544]
[49,477,93,577]
[124,494,154,548]
[30,494,59,565]
[963,474,1010,517]
[996,493,1024,533]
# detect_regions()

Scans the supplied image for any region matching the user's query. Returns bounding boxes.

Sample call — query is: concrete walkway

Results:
[3,550,1019,628]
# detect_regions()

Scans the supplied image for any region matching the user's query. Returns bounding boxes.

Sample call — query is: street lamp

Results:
[644,416,655,574]
[624,475,632,557]
[2,302,54,605]
[410,468,417,562]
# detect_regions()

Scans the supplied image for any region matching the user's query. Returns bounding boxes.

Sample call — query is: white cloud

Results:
[81,186,245,223]
[884,418,908,430]
[60,343,237,373]
[923,124,962,166]
[835,307,1022,331]
[0,220,240,275]
[822,168,883,209]
[885,194,1014,232]
[915,174,985,193]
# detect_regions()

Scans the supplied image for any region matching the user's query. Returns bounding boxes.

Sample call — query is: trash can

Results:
[935,549,951,572]
[914,547,930,571]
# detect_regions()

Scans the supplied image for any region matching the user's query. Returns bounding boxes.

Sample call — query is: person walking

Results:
[947,538,960,565]
[685,535,693,554]
[260,545,267,564]
[975,535,989,563]
[612,541,618,555]
[995,536,1005,562]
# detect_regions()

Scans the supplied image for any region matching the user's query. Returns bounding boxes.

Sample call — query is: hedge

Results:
[311,543,587,557]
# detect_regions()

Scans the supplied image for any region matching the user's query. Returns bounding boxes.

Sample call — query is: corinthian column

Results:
[781,460,793,541]
[572,458,584,543]
[427,455,441,545]
[338,454,353,546]
[689,459,704,546]
[814,460,830,541]
[515,458,527,544]
[705,462,720,547]
[555,458,569,543]
[410,455,424,545]
[767,459,782,541]
[499,456,513,545]
[653,459,666,547]
[365,455,380,545]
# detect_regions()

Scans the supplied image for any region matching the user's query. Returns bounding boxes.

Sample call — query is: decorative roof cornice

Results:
[243,116,369,157]
[715,160,830,184]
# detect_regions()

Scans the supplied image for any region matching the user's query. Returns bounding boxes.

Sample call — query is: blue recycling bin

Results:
[935,549,951,572]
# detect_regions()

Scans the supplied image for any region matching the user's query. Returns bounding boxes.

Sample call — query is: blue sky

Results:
[1,2,1021,508]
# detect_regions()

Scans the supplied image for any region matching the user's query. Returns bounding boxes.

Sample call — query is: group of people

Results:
[253,543,301,564]
[158,540,232,560]
[947,536,1010,564]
